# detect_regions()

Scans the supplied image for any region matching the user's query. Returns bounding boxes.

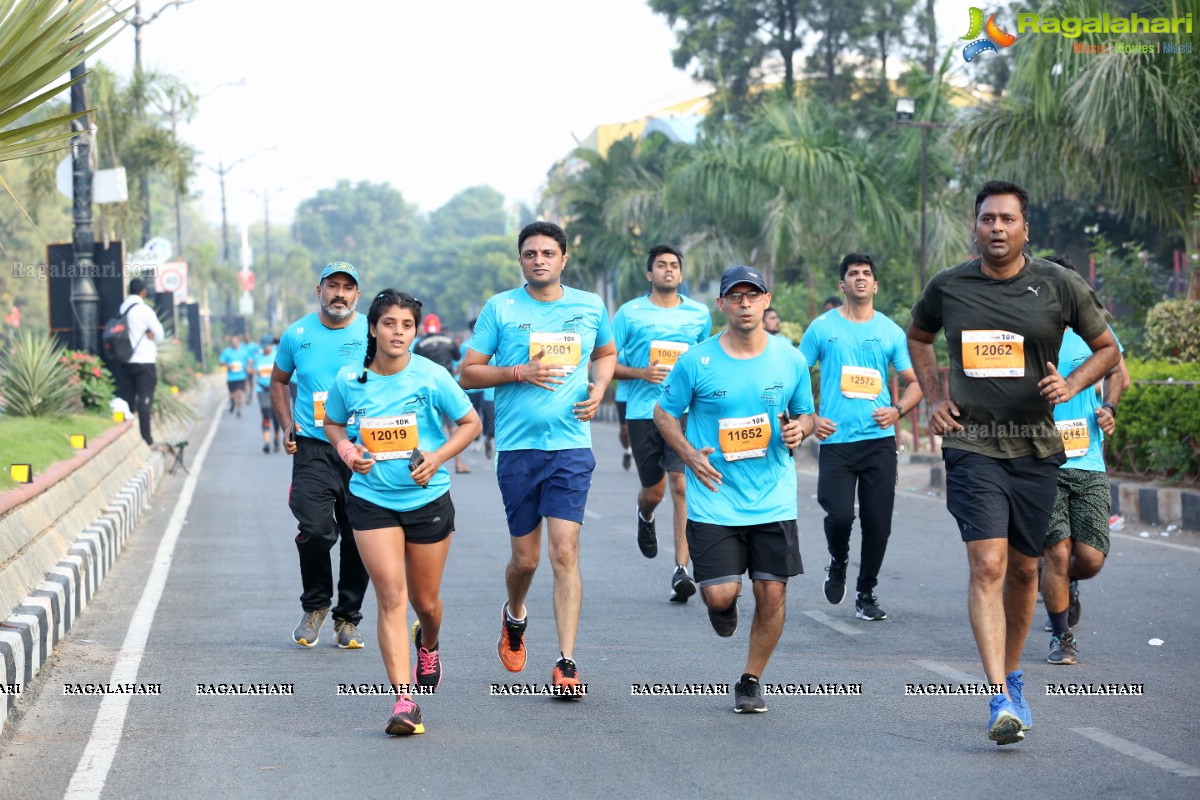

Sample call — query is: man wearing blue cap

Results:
[271,262,372,649]
[655,264,815,714]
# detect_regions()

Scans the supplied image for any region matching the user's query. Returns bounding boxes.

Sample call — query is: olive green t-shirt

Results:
[910,256,1108,459]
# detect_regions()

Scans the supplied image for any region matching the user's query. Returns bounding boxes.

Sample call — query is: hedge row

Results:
[1106,359,1200,482]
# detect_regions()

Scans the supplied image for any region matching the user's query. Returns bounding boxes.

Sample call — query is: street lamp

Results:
[895,97,938,289]
[205,147,273,265]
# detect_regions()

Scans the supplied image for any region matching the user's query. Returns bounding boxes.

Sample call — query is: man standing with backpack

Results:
[114,277,165,445]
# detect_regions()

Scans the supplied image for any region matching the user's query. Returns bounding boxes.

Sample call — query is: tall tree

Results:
[429,185,506,241]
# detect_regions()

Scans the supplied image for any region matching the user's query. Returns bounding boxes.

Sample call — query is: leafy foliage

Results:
[0,330,77,416]
[1143,299,1200,362]
[1107,358,1200,483]
[60,349,114,412]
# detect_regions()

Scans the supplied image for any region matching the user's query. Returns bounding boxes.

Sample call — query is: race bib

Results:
[649,340,689,370]
[1056,418,1090,459]
[258,365,272,377]
[718,413,771,461]
[840,366,883,400]
[225,361,243,374]
[530,332,582,373]
[312,391,328,428]
[962,330,1024,377]
[359,414,419,461]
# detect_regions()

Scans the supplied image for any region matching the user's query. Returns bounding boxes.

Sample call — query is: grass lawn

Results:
[0,414,117,491]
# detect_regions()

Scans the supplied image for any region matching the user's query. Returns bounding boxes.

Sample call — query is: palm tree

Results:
[960,0,1200,296]
[0,0,127,228]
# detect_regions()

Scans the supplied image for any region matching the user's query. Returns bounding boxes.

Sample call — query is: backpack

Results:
[413,333,457,373]
[102,303,140,363]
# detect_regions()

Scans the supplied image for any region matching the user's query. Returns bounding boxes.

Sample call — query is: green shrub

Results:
[0,332,78,417]
[1106,358,1200,482]
[1143,299,1200,362]
[156,340,200,391]
[60,350,115,412]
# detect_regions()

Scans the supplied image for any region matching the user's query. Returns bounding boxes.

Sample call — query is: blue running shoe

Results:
[987,694,1025,745]
[1006,670,1031,731]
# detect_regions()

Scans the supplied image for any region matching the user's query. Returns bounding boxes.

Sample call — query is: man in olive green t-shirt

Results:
[907,180,1119,746]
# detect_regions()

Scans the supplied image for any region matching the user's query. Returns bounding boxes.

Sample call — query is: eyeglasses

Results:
[723,290,765,304]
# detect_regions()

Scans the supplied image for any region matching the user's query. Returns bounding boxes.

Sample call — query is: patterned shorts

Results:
[1044,468,1111,556]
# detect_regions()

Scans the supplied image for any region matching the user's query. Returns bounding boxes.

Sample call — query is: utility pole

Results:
[70,59,99,354]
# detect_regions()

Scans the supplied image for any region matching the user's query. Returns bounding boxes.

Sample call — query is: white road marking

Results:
[1073,727,1200,778]
[64,411,223,800]
[911,659,984,685]
[803,610,863,636]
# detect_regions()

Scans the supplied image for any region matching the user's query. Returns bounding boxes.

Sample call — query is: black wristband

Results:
[893,402,906,417]
[1100,402,1117,419]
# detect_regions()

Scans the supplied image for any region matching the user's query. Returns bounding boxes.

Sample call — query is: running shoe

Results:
[622,450,632,471]
[1068,580,1081,627]
[485,438,494,459]
[823,558,847,604]
[262,443,270,454]
[552,657,584,700]
[733,675,767,713]
[273,440,280,453]
[636,508,658,559]
[1048,632,1078,666]
[385,697,425,736]
[707,597,739,637]
[1044,617,1053,632]
[292,607,329,647]
[334,619,364,649]
[987,694,1024,745]
[855,593,888,621]
[411,621,442,690]
[669,565,696,603]
[1006,669,1032,730]
[497,602,527,672]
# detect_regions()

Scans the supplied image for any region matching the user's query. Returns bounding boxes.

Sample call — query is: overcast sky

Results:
[99,0,976,233]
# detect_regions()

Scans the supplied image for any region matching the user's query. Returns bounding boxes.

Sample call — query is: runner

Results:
[654,264,814,714]
[1041,255,1129,665]
[906,181,1119,744]
[461,318,496,459]
[763,307,782,336]
[459,220,616,698]
[220,335,247,418]
[271,261,372,651]
[800,253,922,621]
[250,333,282,453]
[324,289,481,736]
[413,313,469,474]
[612,244,711,601]
[617,381,633,471]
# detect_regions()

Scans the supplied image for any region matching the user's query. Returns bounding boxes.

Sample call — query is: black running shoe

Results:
[707,598,739,637]
[733,675,767,713]
[1068,580,1081,628]
[636,508,658,559]
[855,593,888,621]
[823,558,847,605]
[669,565,696,603]
[622,451,633,471]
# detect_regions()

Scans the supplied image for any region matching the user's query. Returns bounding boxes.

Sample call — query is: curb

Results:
[1110,479,1200,531]
[0,454,164,733]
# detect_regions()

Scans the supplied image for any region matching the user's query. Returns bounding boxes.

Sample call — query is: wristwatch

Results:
[893,403,906,417]
[1100,402,1117,419]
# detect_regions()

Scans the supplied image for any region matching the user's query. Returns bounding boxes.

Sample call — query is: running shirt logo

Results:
[718,413,770,461]
[1055,418,1090,458]
[360,414,418,460]
[962,330,1024,377]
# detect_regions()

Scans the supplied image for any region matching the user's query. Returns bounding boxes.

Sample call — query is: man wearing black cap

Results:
[654,264,815,714]
[116,277,165,445]
[272,261,371,650]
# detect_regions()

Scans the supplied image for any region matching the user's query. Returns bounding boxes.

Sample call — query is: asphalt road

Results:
[1,409,1197,799]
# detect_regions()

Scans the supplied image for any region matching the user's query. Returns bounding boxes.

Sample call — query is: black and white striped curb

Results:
[0,453,165,733]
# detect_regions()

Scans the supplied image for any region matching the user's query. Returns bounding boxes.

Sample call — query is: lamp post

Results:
[69,60,99,354]
[206,148,271,265]
[894,97,933,289]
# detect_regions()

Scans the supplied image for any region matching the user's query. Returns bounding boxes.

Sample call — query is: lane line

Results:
[912,659,983,685]
[1109,532,1200,554]
[803,610,863,636]
[1073,727,1200,778]
[64,411,223,800]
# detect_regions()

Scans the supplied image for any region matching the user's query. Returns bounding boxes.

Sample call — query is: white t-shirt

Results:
[120,294,165,364]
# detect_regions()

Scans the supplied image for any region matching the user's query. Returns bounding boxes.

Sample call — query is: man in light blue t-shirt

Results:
[613,244,712,602]
[460,221,616,697]
[655,264,814,714]
[1040,255,1129,666]
[800,253,922,622]
[219,335,248,417]
[271,261,371,651]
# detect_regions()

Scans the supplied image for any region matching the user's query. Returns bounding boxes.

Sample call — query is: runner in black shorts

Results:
[324,290,481,735]
[616,389,632,470]
[655,265,814,714]
[907,181,1119,745]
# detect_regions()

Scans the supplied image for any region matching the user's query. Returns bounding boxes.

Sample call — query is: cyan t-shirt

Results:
[613,294,712,420]
[466,285,613,452]
[219,347,247,382]
[658,334,814,525]
[1054,325,1123,473]
[324,354,474,512]
[252,348,276,393]
[274,312,369,442]
[799,309,912,444]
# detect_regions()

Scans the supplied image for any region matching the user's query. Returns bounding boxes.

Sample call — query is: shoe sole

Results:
[337,638,364,649]
[855,610,888,621]
[385,718,426,736]
[988,711,1025,745]
[1048,654,1077,665]
[669,579,696,604]
[553,684,584,701]
[734,704,768,714]
[497,604,527,673]
[294,637,317,648]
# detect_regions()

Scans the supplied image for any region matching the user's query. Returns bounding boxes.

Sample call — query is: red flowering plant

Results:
[60,350,116,412]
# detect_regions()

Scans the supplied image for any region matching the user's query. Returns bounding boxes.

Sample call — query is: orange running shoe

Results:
[552,657,584,701]
[497,602,527,672]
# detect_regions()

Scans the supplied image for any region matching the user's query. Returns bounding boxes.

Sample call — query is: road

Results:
[1,409,1197,799]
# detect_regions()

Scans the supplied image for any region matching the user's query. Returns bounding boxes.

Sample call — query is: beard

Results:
[321,295,357,320]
